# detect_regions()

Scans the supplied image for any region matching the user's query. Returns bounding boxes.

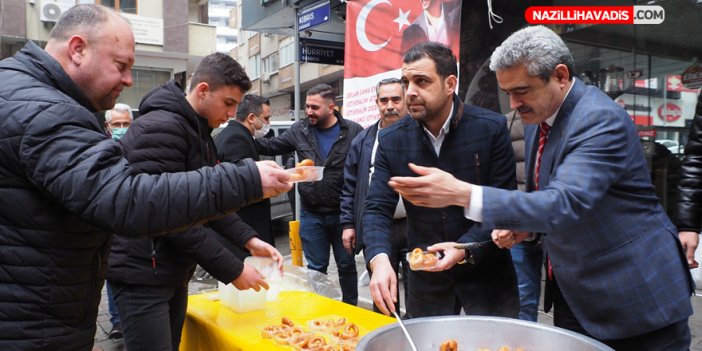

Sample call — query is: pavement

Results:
[93,218,702,350]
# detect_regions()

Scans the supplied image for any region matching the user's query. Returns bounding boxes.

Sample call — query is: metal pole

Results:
[293,4,301,221]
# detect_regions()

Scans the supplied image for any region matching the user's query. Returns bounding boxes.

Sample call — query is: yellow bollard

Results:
[289,220,303,267]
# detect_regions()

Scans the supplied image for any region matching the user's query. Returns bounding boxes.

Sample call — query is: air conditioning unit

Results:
[262,73,272,84]
[40,0,75,23]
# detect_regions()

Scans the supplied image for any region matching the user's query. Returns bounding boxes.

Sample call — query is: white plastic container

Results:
[244,256,283,302]
[218,281,266,313]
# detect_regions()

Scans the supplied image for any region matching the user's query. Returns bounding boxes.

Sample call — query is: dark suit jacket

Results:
[363,95,519,317]
[481,79,694,339]
[214,121,273,251]
[340,122,380,253]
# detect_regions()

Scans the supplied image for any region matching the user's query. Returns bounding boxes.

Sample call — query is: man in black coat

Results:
[215,95,275,258]
[108,53,283,351]
[678,92,702,269]
[363,42,519,318]
[0,5,291,350]
[256,84,364,305]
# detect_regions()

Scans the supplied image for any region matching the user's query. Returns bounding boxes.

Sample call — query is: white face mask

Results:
[253,116,270,139]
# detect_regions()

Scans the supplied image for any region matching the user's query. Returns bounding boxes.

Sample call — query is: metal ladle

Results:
[392,310,418,351]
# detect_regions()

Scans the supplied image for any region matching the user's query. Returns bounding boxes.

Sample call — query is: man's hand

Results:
[425,242,465,271]
[491,229,530,249]
[342,228,356,256]
[256,160,292,199]
[389,163,472,208]
[369,255,397,315]
[232,264,270,291]
[245,237,284,274]
[679,231,699,269]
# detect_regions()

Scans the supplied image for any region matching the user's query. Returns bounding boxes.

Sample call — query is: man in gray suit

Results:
[388,26,693,350]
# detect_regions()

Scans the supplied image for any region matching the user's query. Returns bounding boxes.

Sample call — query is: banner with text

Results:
[343,0,462,127]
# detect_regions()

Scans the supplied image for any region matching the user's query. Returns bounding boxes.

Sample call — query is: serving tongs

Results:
[453,240,495,265]
[453,240,494,251]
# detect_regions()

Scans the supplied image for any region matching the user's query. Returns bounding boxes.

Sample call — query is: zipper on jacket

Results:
[151,239,158,275]
[474,152,481,185]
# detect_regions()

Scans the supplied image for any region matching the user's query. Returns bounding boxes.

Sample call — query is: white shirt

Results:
[465,82,574,222]
[422,6,449,46]
[422,102,454,156]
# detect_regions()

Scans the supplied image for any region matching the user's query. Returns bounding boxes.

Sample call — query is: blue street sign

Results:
[298,1,330,31]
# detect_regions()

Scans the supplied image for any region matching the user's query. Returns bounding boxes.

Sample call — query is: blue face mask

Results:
[111,127,128,140]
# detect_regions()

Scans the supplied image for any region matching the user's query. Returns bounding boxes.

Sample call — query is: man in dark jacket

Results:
[678,93,702,269]
[214,95,274,259]
[108,53,282,351]
[256,84,364,305]
[340,77,409,313]
[363,42,519,318]
[0,5,290,351]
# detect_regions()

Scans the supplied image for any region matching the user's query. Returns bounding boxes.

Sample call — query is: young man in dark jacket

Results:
[108,53,282,351]
[214,95,274,259]
[0,5,290,351]
[256,84,364,305]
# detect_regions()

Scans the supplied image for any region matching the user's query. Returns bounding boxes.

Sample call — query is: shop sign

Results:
[681,64,702,89]
[638,129,656,138]
[657,103,682,123]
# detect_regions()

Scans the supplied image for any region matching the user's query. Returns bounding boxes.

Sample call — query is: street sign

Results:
[298,0,330,31]
[300,39,344,66]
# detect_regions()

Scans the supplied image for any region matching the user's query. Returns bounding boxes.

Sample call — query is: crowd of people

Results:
[0,4,700,351]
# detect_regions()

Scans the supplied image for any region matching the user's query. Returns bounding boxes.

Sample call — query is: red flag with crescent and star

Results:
[343,0,461,127]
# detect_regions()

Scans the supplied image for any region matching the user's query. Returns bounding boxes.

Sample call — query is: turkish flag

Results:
[345,0,412,78]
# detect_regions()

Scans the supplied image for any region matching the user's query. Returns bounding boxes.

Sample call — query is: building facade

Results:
[0,0,219,114]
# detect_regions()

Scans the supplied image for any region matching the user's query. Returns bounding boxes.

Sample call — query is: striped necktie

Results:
[534,122,551,190]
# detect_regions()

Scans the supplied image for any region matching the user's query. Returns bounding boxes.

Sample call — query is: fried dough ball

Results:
[439,339,458,351]
[297,159,315,167]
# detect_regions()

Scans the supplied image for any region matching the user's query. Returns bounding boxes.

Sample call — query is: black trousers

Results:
[110,281,189,351]
[551,277,691,351]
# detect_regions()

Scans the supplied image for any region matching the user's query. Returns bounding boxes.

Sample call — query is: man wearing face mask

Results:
[102,102,133,340]
[215,94,275,256]
[105,102,133,140]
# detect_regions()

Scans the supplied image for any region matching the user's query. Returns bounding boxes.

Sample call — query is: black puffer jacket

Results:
[0,42,262,351]
[108,80,256,287]
[677,93,702,232]
[255,111,363,212]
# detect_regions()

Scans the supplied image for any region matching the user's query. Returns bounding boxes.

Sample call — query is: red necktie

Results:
[534,122,554,280]
[534,122,550,190]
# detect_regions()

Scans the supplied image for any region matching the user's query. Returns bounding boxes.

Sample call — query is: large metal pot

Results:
[357,316,613,351]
